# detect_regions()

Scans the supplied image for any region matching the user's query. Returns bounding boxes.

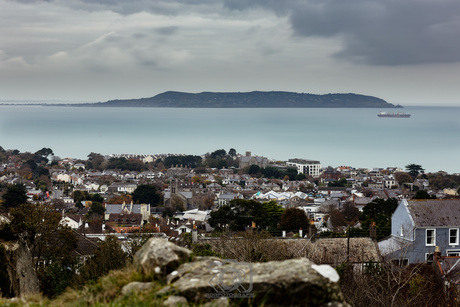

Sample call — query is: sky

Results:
[1,0,460,106]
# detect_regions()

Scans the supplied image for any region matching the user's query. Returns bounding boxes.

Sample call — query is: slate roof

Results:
[108,213,143,226]
[407,199,460,227]
[72,232,101,257]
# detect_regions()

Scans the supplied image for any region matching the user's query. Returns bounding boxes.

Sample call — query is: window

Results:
[392,258,409,266]
[446,250,460,257]
[426,253,434,264]
[450,228,459,245]
[426,229,436,246]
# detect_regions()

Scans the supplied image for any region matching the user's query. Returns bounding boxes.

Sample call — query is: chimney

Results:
[192,223,198,243]
[434,246,441,262]
[370,222,377,241]
[308,220,316,238]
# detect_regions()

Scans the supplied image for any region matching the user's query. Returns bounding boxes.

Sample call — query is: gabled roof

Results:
[406,199,460,227]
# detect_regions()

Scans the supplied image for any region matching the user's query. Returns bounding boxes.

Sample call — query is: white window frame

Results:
[426,229,436,246]
[450,228,459,246]
[446,250,460,257]
[425,253,434,263]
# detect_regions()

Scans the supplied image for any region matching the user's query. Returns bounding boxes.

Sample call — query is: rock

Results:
[166,257,347,306]
[163,295,188,306]
[202,297,230,307]
[1,239,40,297]
[133,238,192,276]
[121,281,154,296]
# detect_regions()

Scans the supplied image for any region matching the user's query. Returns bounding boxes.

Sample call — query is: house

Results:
[107,213,143,233]
[60,214,83,229]
[238,151,268,169]
[286,158,322,178]
[379,199,460,265]
[217,192,243,208]
[105,202,151,221]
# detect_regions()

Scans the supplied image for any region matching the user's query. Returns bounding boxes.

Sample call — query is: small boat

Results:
[378,111,410,118]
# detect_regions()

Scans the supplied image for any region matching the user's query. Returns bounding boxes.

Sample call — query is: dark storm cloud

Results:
[224,0,460,65]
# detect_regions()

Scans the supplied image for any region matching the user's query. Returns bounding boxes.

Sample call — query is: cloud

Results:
[224,0,460,65]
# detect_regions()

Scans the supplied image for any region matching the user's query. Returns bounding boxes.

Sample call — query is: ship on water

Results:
[378,111,411,118]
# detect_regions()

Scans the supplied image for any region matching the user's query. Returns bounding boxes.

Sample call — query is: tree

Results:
[248,164,261,175]
[86,152,105,170]
[132,184,161,206]
[88,202,105,218]
[76,235,127,284]
[209,199,269,231]
[228,148,237,158]
[1,183,28,210]
[262,200,284,230]
[3,203,78,297]
[279,208,310,231]
[35,147,54,157]
[413,190,436,199]
[342,202,360,224]
[405,164,424,178]
[395,172,413,185]
[295,173,307,181]
[360,198,398,239]
[210,149,226,159]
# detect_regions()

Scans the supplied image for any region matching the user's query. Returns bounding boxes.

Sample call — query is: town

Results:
[1,146,460,305]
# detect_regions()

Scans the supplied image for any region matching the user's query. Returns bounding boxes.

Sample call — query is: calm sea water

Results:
[0,106,459,173]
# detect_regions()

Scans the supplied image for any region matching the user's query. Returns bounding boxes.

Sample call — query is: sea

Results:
[0,105,459,174]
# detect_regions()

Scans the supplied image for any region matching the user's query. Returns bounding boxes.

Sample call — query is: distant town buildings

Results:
[286,159,322,177]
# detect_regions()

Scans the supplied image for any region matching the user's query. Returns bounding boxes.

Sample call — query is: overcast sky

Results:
[1,0,460,106]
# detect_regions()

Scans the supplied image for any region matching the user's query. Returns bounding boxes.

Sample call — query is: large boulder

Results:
[1,239,40,297]
[166,257,347,306]
[133,238,192,276]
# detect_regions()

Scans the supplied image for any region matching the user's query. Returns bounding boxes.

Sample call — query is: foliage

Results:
[426,172,460,190]
[88,202,106,218]
[405,164,425,178]
[394,172,414,185]
[328,178,348,187]
[86,152,105,170]
[360,198,398,239]
[279,208,310,231]
[262,200,284,230]
[339,262,446,307]
[228,148,237,157]
[3,203,78,297]
[342,202,360,224]
[209,149,227,159]
[0,243,12,297]
[76,235,128,285]
[192,243,222,257]
[1,183,28,211]
[413,190,436,199]
[106,157,147,171]
[131,184,162,206]
[209,199,284,231]
[164,155,202,168]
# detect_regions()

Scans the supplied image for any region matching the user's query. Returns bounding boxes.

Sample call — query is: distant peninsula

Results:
[73,91,400,108]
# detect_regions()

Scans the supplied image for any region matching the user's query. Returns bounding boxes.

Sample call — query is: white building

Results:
[286,159,322,177]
